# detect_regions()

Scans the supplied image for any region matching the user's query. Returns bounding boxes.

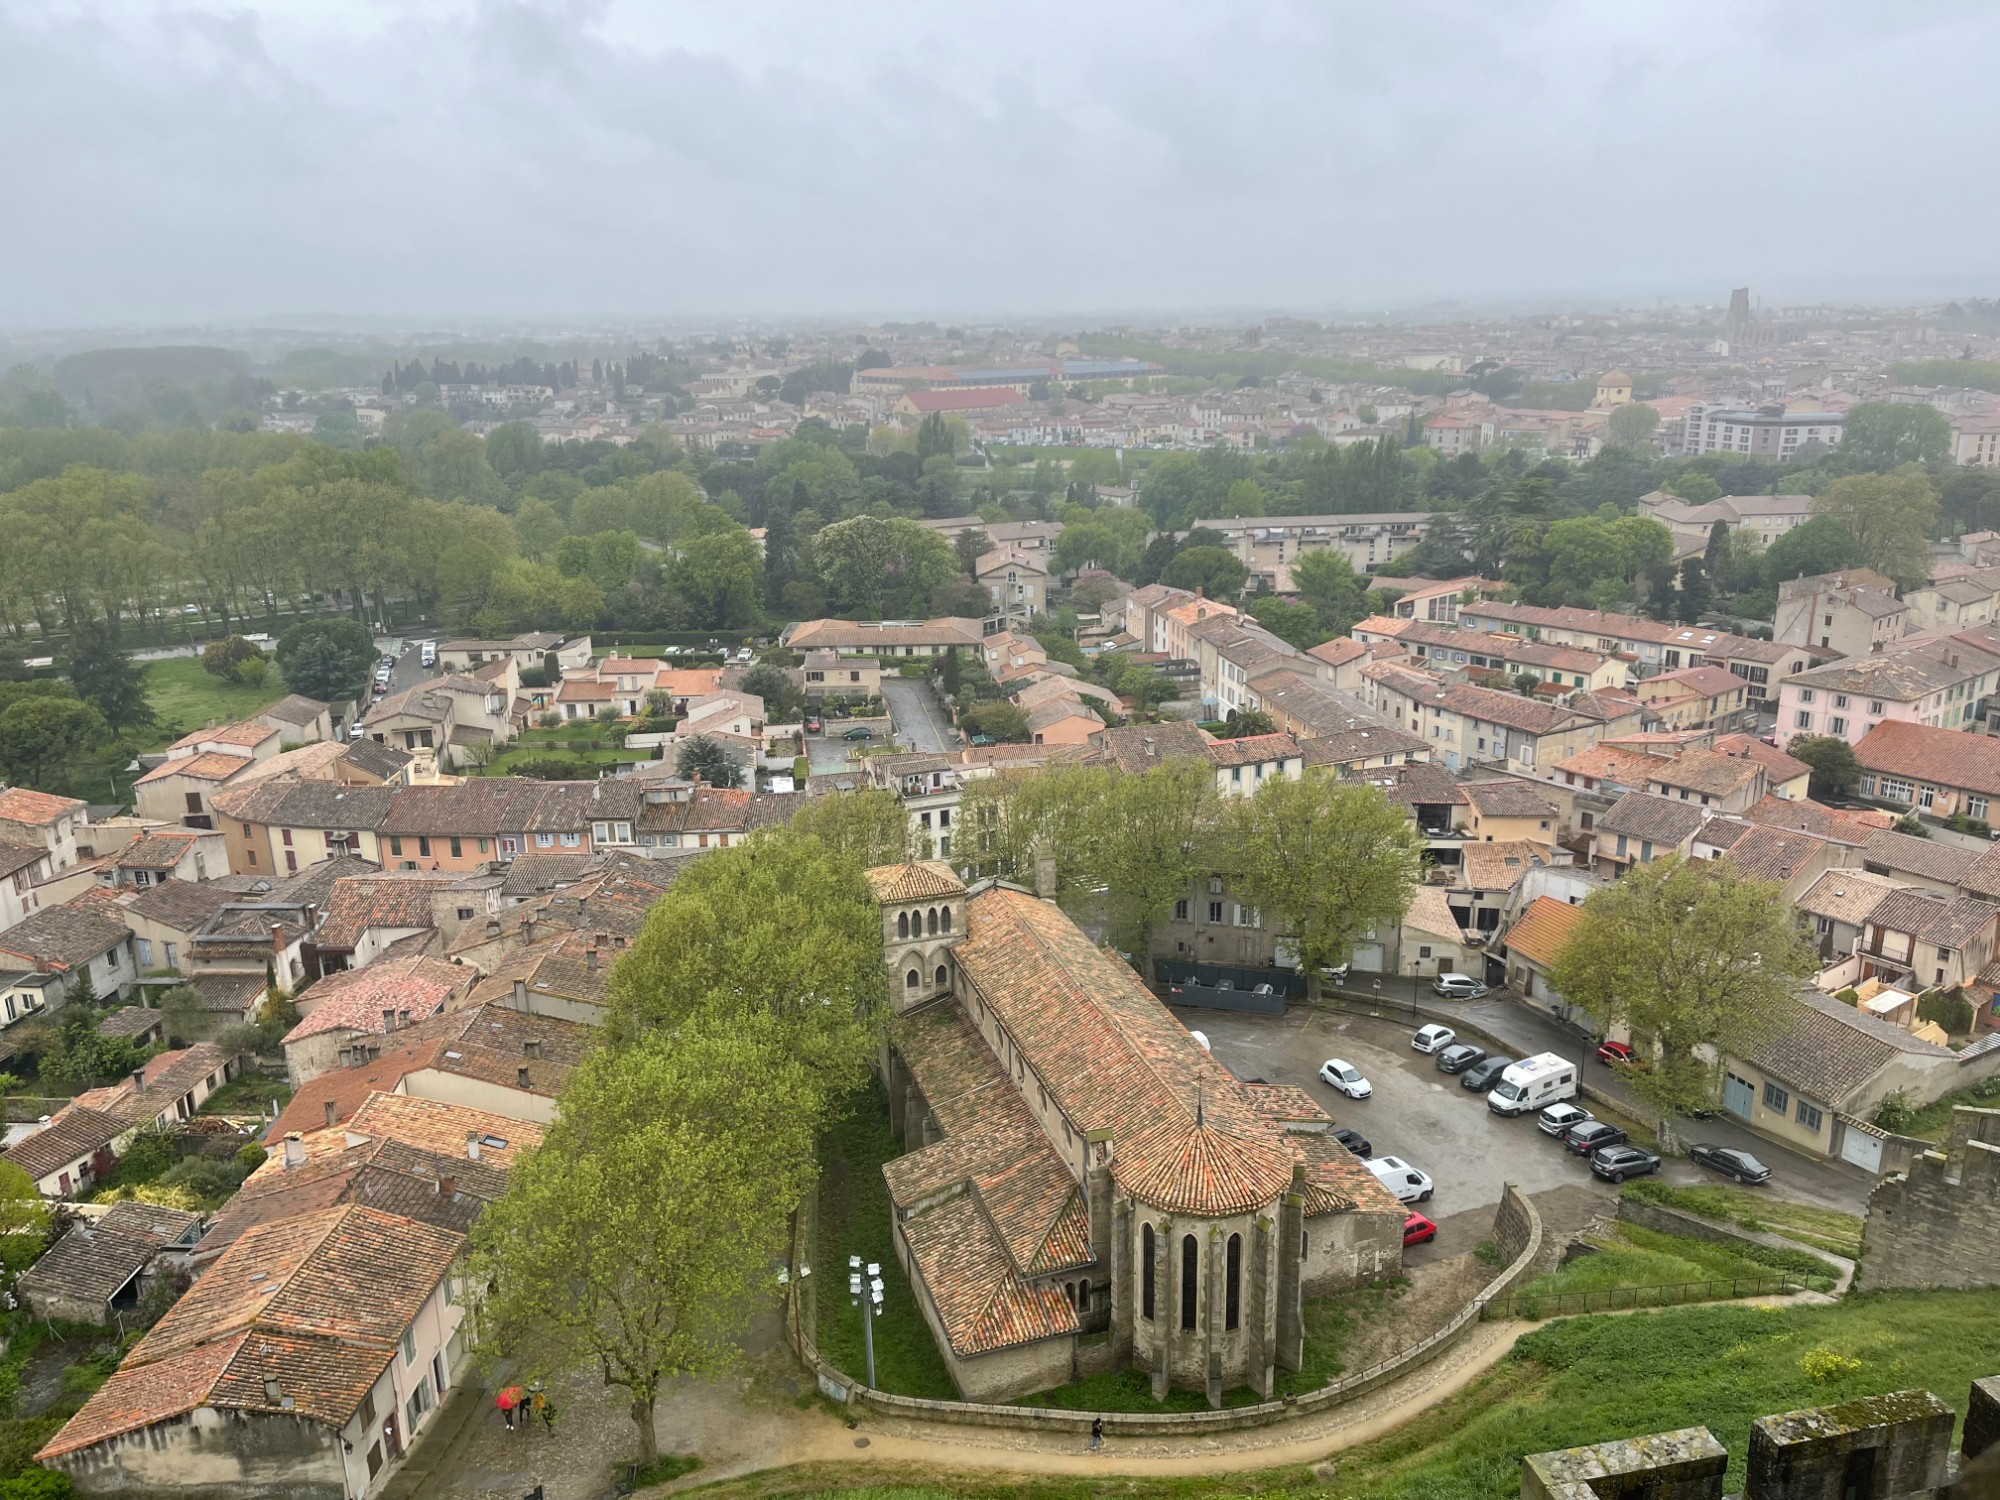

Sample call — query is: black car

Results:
[1565,1120,1629,1156]
[1334,1128,1372,1159]
[1688,1143,1772,1184]
[1590,1145,1663,1183]
[1460,1055,1514,1092]
[1434,1043,1487,1075]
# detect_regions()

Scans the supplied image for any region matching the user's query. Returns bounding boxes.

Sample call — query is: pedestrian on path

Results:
[1089,1416,1103,1451]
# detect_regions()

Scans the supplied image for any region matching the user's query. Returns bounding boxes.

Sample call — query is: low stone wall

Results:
[801,1183,1544,1438]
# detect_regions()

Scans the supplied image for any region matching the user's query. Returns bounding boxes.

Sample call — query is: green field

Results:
[1619,1180,1864,1260]
[479,723,658,776]
[1505,1223,1837,1316]
[142,657,287,747]
[684,1290,2000,1500]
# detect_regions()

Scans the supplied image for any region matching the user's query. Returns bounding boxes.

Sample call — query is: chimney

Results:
[585,945,597,972]
[282,1132,305,1168]
[271,923,285,954]
[1034,851,1057,902]
[466,1131,482,1161]
[264,1377,282,1404]
[523,914,536,945]
[381,1009,397,1034]
[439,1174,455,1198]
[523,1037,542,1059]
[323,1099,337,1129]
[517,1065,531,1089]
[512,978,529,1011]
[131,1068,147,1094]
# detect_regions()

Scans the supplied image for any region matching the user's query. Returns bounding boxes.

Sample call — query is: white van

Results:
[1487,1052,1578,1116]
[1366,1156,1434,1203]
[420,640,437,668]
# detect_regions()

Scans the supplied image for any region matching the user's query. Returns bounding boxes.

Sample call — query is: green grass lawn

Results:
[1505,1223,1834,1317]
[1620,1179,1864,1259]
[1894,1075,2000,1142]
[681,1290,2000,1500]
[141,657,287,748]
[1013,1365,1269,1413]
[813,1085,957,1402]
[198,1073,292,1117]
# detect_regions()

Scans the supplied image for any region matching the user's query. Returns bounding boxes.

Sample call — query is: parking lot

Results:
[1188,1002,1866,1257]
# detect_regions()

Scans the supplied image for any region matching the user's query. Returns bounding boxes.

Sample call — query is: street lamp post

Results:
[848,1255,883,1389]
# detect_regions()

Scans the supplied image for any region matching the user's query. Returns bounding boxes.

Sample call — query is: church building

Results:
[866,861,1405,1406]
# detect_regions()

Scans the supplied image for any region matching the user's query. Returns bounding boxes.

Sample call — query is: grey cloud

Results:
[2,0,1997,326]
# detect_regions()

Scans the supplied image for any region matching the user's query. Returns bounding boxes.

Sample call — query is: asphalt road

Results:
[880,676,956,753]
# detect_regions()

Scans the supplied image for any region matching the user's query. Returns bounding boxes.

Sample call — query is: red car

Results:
[1596,1039,1637,1066]
[1402,1211,1438,1247]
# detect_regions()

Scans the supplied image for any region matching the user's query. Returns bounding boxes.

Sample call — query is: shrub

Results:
[1834,987,1860,1006]
[0,1470,73,1500]
[1917,988,1974,1036]
[1801,1345,1863,1383]
[1872,1089,1917,1133]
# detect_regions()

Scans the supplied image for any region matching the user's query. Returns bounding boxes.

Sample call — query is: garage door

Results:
[1351,943,1384,973]
[1723,1072,1754,1120]
[1840,1122,1885,1173]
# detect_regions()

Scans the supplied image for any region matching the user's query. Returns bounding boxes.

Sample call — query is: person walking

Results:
[1090,1416,1104,1452]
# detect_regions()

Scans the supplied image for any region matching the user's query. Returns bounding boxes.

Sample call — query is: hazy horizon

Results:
[6,1,1998,328]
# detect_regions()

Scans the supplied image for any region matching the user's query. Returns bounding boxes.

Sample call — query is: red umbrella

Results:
[496,1386,525,1411]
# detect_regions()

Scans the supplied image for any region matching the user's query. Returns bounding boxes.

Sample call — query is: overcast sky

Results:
[4,1,1997,327]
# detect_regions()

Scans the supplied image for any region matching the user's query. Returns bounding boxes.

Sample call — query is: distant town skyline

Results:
[4,1,1998,325]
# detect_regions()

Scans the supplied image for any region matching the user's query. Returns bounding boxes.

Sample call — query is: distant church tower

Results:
[865,861,967,1013]
[1724,287,1753,349]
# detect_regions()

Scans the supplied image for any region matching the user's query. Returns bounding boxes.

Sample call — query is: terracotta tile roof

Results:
[97,1004,167,1041]
[0,842,45,881]
[341,1090,540,1167]
[44,1204,465,1458]
[1306,637,1368,668]
[75,1044,232,1128]
[955,887,1296,1217]
[898,1190,1079,1357]
[336,737,411,781]
[1504,896,1585,967]
[121,877,238,932]
[167,721,280,754]
[0,899,131,970]
[314,873,455,948]
[1861,829,1978,885]
[1461,779,1557,819]
[1403,886,1464,941]
[1,1107,127,1181]
[1243,1083,1328,1124]
[135,751,251,785]
[0,788,84,826]
[1457,840,1562,891]
[1747,990,1952,1109]
[260,694,331,726]
[1794,869,1905,926]
[267,1035,453,1140]
[283,957,466,1044]
[1960,843,2000,901]
[210,779,395,832]
[1296,1128,1387,1217]
[1088,722,1214,773]
[112,832,202,869]
[1364,662,1598,736]
[1713,733,1810,784]
[18,1202,201,1309]
[1721,825,1830,884]
[865,861,967,903]
[1741,795,1888,845]
[1855,719,2000,798]
[1596,792,1708,846]
[1342,760,1466,808]
[1205,732,1299,768]
[1553,743,1664,787]
[187,971,268,1016]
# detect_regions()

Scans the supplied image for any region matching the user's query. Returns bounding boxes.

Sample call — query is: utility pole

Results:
[848,1255,883,1389]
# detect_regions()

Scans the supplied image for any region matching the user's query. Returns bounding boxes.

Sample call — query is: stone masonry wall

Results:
[1857,1107,2000,1293]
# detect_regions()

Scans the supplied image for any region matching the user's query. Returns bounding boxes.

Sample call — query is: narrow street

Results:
[880,675,955,752]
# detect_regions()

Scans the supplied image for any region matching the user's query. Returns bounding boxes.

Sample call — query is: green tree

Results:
[37,1007,144,1092]
[1761,514,1862,585]
[1291,548,1371,635]
[789,787,913,865]
[1547,856,1818,1117]
[1160,545,1248,600]
[1246,596,1330,651]
[276,618,377,703]
[669,529,763,629]
[200,635,265,683]
[467,1023,818,1465]
[1228,776,1422,993]
[484,421,544,481]
[1219,708,1277,739]
[951,528,993,579]
[1811,468,1939,588]
[962,701,1030,743]
[1839,403,1951,470]
[1087,759,1218,977]
[1787,734,1862,799]
[0,1161,51,1282]
[812,516,958,617]
[1663,470,1721,503]
[915,412,954,465]
[602,828,885,1093]
[0,696,107,794]
[738,662,803,722]
[1606,402,1661,450]
[1052,521,1137,578]
[674,734,743,788]
[67,618,152,733]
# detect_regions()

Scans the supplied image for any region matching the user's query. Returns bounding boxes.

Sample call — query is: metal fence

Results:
[1485,1274,1799,1322]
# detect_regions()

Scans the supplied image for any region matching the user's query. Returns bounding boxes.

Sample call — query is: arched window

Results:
[1077,1281,1089,1313]
[905,969,919,990]
[1065,1281,1076,1308]
[927,907,939,935]
[1301,1231,1309,1257]
[897,911,910,939]
[934,964,948,988]
[1180,1236,1199,1330]
[1225,1234,1242,1331]
[1141,1224,1156,1321]
[940,905,952,932]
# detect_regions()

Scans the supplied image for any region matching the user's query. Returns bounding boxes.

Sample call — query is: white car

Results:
[1411,1024,1456,1054]
[1432,974,1489,998]
[1318,1058,1372,1099]
[1367,1155,1434,1203]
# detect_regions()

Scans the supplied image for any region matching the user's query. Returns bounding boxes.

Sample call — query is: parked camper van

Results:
[1486,1053,1578,1117]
